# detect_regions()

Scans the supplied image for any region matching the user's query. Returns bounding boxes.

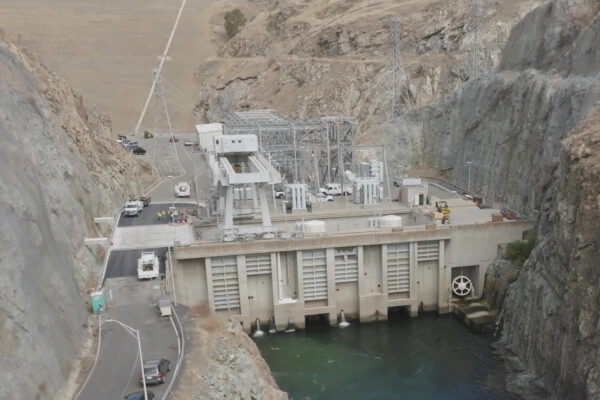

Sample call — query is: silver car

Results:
[138,359,170,384]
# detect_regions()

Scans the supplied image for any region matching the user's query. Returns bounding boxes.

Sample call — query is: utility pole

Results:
[104,319,147,400]
[467,161,472,193]
[134,0,187,135]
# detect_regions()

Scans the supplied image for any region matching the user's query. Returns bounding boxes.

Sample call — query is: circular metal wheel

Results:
[452,275,473,297]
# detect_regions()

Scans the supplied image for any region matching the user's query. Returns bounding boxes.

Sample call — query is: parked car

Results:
[138,359,171,384]
[316,189,334,202]
[168,136,179,142]
[116,135,126,143]
[124,391,155,400]
[139,195,151,207]
[132,146,146,155]
[183,140,194,146]
[174,182,190,197]
[274,190,285,199]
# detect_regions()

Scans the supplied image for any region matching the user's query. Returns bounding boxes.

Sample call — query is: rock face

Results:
[501,104,600,399]
[172,309,287,400]
[376,0,600,215]
[0,39,151,400]
[377,0,600,397]
[195,0,542,130]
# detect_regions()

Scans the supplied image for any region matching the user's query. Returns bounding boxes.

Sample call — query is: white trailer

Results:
[137,251,160,280]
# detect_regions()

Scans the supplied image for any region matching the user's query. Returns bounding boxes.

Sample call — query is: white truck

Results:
[174,182,191,198]
[324,183,353,196]
[124,200,144,216]
[137,251,160,280]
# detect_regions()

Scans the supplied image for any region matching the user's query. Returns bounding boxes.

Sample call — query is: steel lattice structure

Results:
[465,0,485,79]
[387,17,412,116]
[221,110,354,191]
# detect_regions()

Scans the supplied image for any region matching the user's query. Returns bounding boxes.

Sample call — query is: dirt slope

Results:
[0,0,219,134]
[194,0,543,131]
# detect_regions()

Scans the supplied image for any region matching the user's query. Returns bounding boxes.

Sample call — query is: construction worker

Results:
[157,210,162,222]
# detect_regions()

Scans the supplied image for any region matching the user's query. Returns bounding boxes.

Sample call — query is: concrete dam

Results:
[170,116,534,333]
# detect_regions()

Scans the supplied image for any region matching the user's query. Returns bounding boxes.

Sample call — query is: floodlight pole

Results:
[104,319,147,399]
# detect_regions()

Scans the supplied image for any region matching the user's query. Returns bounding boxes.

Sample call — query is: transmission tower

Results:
[153,69,174,136]
[387,17,411,116]
[465,0,484,79]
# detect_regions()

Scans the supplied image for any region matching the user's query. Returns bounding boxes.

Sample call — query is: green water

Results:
[254,312,519,400]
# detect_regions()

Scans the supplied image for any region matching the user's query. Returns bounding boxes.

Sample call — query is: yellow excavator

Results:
[437,200,451,215]
[143,130,154,139]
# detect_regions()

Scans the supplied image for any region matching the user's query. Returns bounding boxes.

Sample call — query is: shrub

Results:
[506,232,536,265]
[224,9,247,39]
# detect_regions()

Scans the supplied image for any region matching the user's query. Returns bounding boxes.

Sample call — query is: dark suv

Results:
[124,391,155,400]
[132,146,146,155]
[138,359,170,384]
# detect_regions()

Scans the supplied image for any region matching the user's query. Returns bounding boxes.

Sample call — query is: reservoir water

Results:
[254,312,519,400]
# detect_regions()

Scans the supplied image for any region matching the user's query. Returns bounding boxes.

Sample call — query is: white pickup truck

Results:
[174,182,190,198]
[324,183,352,196]
[137,251,159,280]
[124,200,144,216]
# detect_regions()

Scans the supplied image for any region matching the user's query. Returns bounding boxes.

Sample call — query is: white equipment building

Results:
[345,159,384,206]
[196,124,282,241]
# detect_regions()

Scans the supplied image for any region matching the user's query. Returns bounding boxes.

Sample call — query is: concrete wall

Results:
[247,274,274,321]
[174,221,534,332]
[335,282,359,317]
[174,258,208,307]
[363,245,382,294]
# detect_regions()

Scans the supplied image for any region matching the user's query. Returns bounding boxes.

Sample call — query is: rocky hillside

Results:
[501,104,600,399]
[195,0,542,130]
[172,308,287,400]
[375,0,600,215]
[0,38,152,400]
[376,0,600,397]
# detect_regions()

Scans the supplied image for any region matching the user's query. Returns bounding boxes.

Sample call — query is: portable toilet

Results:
[90,290,106,314]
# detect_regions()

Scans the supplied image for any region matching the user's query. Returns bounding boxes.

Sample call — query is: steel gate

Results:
[334,247,358,283]
[211,256,240,311]
[302,249,328,301]
[245,253,271,275]
[387,243,410,293]
[417,241,439,261]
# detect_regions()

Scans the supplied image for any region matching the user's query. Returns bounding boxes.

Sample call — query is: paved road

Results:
[77,277,179,400]
[119,203,197,227]
[105,248,168,279]
[140,134,210,203]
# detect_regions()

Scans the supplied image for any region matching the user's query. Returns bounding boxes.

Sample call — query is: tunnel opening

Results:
[304,313,330,331]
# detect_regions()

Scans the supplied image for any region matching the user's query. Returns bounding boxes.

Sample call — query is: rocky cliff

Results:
[375,0,600,214]
[501,104,600,399]
[376,0,600,397]
[0,38,151,400]
[195,0,542,130]
[172,308,287,400]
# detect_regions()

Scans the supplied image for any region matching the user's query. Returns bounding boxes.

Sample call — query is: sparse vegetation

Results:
[224,9,246,39]
[506,231,537,265]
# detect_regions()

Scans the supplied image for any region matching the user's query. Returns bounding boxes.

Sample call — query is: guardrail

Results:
[162,247,185,399]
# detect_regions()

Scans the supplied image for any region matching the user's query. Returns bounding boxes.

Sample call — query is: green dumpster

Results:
[90,290,106,314]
